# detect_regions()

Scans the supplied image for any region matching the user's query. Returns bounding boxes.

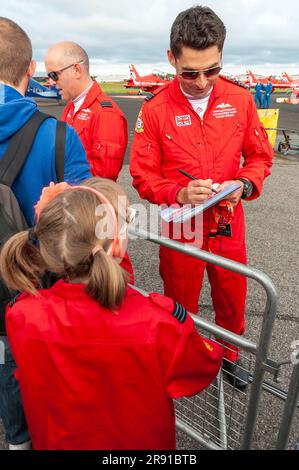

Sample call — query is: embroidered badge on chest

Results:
[175,115,192,127]
[212,103,237,119]
[77,108,91,121]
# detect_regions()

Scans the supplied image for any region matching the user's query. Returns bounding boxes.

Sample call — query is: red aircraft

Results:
[282,72,299,91]
[125,64,172,93]
[247,70,292,90]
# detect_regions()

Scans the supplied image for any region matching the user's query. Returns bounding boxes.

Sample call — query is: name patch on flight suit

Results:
[135,110,144,133]
[77,108,92,121]
[212,103,237,119]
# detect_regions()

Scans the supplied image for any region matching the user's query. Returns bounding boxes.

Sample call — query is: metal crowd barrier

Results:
[128,226,299,450]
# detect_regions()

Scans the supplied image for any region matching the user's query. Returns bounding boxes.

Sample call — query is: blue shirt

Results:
[0,84,91,225]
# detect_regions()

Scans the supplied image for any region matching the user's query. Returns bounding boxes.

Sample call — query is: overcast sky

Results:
[1,0,299,78]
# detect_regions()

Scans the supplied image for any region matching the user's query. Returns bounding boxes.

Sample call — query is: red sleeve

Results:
[150,293,223,399]
[235,95,273,200]
[130,105,183,205]
[89,110,128,181]
[164,316,223,398]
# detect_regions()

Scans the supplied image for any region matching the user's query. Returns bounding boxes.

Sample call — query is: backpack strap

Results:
[55,120,66,182]
[0,111,51,187]
[0,111,66,186]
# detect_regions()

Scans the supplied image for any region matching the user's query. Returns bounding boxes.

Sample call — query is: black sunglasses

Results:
[179,65,222,80]
[47,60,84,81]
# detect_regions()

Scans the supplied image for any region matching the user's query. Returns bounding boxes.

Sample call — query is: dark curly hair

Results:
[170,6,226,59]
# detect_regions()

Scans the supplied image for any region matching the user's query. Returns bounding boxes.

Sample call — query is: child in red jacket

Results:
[0,177,223,450]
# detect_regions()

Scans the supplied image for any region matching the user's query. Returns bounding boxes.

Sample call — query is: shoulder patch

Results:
[100,100,113,108]
[145,92,156,102]
[9,291,29,307]
[149,293,187,323]
[135,109,144,133]
[220,75,248,89]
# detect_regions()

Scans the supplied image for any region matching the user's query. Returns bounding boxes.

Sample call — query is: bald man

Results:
[45,42,128,181]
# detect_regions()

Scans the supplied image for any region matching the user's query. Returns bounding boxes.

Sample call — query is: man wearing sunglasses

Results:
[45,41,128,182]
[130,6,273,390]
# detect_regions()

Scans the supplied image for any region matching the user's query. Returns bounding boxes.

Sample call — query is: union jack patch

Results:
[175,114,192,126]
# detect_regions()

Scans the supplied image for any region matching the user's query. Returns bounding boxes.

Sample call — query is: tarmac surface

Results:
[0,94,298,450]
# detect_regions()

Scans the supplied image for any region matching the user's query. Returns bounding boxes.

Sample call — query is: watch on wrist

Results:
[238,178,253,199]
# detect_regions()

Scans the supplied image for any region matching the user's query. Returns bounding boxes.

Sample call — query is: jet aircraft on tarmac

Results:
[282,72,299,96]
[125,64,172,93]
[26,78,61,101]
[246,70,292,90]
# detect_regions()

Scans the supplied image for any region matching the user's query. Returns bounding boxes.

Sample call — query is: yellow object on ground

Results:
[258,109,279,148]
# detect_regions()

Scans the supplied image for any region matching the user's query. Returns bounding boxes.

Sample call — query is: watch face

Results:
[243,181,252,198]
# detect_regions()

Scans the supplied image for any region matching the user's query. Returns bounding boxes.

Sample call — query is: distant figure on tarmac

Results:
[254,81,264,108]
[263,80,273,109]
[45,42,127,182]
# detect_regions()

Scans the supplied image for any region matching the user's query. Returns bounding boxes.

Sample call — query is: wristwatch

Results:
[238,178,253,199]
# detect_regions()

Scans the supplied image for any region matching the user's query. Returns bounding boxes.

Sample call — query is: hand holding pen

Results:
[176,169,218,205]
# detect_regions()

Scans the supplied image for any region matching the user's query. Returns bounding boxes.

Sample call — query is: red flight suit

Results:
[62,81,133,280]
[6,280,223,450]
[62,81,127,181]
[130,76,273,360]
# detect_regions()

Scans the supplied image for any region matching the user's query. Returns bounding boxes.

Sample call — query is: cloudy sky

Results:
[1,0,299,78]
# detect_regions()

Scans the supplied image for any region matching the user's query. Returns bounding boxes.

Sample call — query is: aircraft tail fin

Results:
[282,72,292,83]
[247,70,257,82]
[129,64,141,84]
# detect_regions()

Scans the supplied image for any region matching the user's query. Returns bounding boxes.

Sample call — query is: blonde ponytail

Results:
[86,250,128,310]
[0,230,45,295]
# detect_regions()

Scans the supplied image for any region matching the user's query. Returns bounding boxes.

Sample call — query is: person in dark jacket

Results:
[0,17,91,450]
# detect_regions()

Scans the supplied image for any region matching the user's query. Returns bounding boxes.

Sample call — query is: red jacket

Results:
[130,76,273,206]
[62,81,127,181]
[6,280,223,450]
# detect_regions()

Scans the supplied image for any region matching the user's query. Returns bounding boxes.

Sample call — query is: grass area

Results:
[98,81,138,95]
[98,81,292,96]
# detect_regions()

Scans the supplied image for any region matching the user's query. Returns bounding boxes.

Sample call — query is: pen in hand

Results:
[179,169,217,193]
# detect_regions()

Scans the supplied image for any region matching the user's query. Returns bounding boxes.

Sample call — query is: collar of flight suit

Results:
[168,76,227,109]
[75,80,107,112]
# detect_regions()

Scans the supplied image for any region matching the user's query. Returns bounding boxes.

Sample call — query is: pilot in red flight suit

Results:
[45,41,127,181]
[3,181,223,450]
[61,81,127,181]
[130,6,273,388]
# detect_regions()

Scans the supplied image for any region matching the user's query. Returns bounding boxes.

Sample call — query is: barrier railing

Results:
[129,226,298,449]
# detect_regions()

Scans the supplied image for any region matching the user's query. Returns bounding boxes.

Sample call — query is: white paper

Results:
[160,183,241,223]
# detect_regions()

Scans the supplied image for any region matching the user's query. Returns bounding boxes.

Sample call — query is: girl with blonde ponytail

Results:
[0,177,223,450]
[1,178,129,309]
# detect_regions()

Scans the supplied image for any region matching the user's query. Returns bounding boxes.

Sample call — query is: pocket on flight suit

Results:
[91,141,124,179]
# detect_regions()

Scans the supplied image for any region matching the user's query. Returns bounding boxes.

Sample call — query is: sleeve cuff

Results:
[168,183,184,205]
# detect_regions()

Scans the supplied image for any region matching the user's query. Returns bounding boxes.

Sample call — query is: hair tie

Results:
[34,182,71,218]
[92,245,104,257]
[28,228,39,247]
